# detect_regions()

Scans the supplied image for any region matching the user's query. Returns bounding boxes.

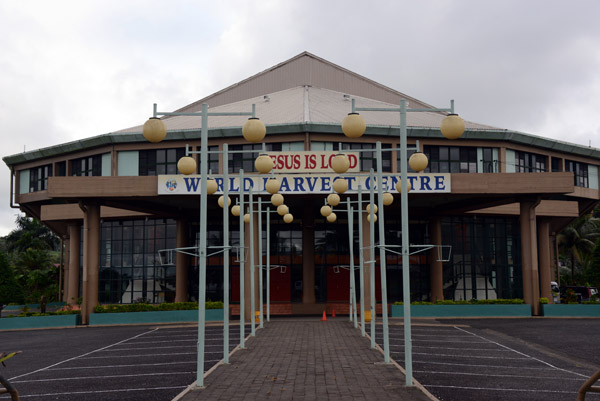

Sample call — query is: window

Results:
[515,151,546,172]
[29,164,52,192]
[72,155,102,176]
[139,148,185,176]
[566,160,589,187]
[424,146,477,173]
[99,219,177,304]
[339,143,392,172]
[229,143,262,173]
[481,148,496,173]
[198,145,219,174]
[56,161,66,177]
[551,158,562,172]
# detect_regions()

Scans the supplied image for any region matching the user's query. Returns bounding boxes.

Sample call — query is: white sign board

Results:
[158,173,451,195]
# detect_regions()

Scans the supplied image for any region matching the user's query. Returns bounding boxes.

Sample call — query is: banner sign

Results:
[266,151,360,173]
[158,173,451,195]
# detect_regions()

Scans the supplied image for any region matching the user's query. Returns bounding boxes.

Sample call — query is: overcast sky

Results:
[1,0,599,236]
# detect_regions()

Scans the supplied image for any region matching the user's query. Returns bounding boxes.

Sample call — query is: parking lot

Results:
[1,318,599,401]
[376,318,600,401]
[0,323,250,401]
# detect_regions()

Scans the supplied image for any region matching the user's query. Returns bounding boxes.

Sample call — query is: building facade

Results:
[4,52,599,321]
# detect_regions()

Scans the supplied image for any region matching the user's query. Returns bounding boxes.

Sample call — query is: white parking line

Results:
[123,339,195,344]
[413,360,553,370]
[9,328,159,381]
[422,384,583,395]
[12,371,195,384]
[3,386,187,399]
[453,326,589,378]
[401,351,529,360]
[49,360,220,371]
[390,344,510,352]
[414,370,583,381]
[83,351,222,359]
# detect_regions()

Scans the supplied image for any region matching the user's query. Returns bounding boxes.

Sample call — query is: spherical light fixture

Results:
[440,114,465,140]
[277,204,289,216]
[231,205,241,216]
[327,212,337,223]
[382,192,394,206]
[255,154,273,174]
[271,193,284,206]
[327,193,340,207]
[242,117,266,143]
[283,213,293,224]
[244,213,250,223]
[143,117,167,143]
[265,178,281,194]
[366,204,378,214]
[367,213,378,223]
[177,156,197,175]
[333,178,348,194]
[409,152,429,173]
[320,205,332,217]
[331,154,350,174]
[396,180,412,193]
[218,195,231,208]
[206,179,218,195]
[342,113,366,139]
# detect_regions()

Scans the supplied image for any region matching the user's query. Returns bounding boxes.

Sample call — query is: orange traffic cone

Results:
[332,309,336,318]
[322,310,327,321]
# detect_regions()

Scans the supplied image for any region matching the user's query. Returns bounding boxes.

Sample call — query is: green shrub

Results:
[392,299,524,306]
[539,297,549,304]
[94,301,224,314]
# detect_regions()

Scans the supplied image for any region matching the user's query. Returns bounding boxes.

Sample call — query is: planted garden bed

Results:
[89,301,224,325]
[391,299,531,318]
[0,312,80,330]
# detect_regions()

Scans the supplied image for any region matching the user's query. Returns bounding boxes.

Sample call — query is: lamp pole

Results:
[342,98,465,386]
[142,103,265,388]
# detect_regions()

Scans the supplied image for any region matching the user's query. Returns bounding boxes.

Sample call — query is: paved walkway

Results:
[177,318,433,401]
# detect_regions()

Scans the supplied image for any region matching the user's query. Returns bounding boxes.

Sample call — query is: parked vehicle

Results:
[560,286,599,303]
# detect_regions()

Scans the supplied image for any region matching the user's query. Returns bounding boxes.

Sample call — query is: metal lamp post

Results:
[142,103,265,388]
[342,98,465,386]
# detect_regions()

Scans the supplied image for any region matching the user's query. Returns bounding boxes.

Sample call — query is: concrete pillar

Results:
[62,237,70,303]
[175,219,189,303]
[429,218,444,302]
[67,223,81,305]
[538,219,553,303]
[81,203,100,324]
[520,201,540,315]
[302,205,316,304]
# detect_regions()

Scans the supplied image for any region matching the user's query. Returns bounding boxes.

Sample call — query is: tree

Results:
[585,238,600,288]
[5,215,59,253]
[2,216,61,304]
[557,214,600,283]
[0,252,24,315]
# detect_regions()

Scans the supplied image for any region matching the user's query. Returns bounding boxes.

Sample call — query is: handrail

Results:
[578,368,600,401]
[0,351,21,401]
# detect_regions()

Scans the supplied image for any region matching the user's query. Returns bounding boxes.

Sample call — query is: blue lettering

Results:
[365,177,372,190]
[231,177,239,192]
[408,176,418,190]
[391,176,399,189]
[215,177,224,192]
[280,177,290,192]
[345,176,357,191]
[321,177,331,191]
[294,177,306,192]
[420,176,432,191]
[243,177,254,191]
[435,176,445,191]
[306,176,318,191]
[184,177,200,192]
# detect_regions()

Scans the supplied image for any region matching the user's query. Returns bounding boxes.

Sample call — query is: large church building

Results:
[4,52,599,321]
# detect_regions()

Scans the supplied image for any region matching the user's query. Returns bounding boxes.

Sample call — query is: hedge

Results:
[93,301,224,314]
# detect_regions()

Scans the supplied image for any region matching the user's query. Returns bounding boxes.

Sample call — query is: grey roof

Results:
[115,86,497,134]
[4,52,600,166]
